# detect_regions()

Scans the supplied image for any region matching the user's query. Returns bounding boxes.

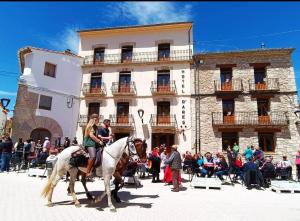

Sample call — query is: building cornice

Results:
[193,48,295,60]
[17,46,82,74]
[78,22,193,36]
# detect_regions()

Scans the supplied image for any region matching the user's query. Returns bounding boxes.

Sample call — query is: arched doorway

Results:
[30,128,51,143]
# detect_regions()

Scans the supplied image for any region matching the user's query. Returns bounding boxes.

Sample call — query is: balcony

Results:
[109,114,135,128]
[212,112,288,128]
[78,114,104,127]
[150,114,177,132]
[111,82,136,96]
[82,49,192,66]
[82,83,106,98]
[150,81,177,96]
[249,78,280,93]
[214,79,243,95]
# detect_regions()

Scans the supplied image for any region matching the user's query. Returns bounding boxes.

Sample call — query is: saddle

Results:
[69,147,104,168]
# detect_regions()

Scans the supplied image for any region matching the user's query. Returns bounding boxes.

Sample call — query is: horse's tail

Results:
[41,163,58,198]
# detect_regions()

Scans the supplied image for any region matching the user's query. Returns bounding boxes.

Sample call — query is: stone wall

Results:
[12,84,63,145]
[193,49,300,166]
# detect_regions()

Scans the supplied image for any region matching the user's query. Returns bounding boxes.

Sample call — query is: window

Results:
[158,43,170,60]
[220,68,232,83]
[39,95,52,110]
[94,47,105,64]
[90,73,102,88]
[157,101,170,115]
[258,133,275,152]
[88,103,100,117]
[121,46,133,63]
[257,99,270,116]
[222,132,238,151]
[117,102,129,124]
[157,70,170,85]
[222,100,234,116]
[254,67,266,84]
[44,62,56,78]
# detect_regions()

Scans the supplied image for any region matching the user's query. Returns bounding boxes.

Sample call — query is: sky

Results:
[1,1,300,116]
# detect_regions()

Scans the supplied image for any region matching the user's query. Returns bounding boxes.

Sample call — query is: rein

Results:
[104,137,138,161]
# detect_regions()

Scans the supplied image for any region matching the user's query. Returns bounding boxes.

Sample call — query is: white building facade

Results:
[76,22,193,153]
[12,47,82,145]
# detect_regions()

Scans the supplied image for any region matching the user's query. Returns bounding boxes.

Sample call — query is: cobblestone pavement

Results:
[0,172,300,221]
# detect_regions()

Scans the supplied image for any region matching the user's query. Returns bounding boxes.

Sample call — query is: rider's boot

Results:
[86,158,95,177]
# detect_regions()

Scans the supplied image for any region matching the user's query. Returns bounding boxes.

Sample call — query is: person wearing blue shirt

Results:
[98,119,113,145]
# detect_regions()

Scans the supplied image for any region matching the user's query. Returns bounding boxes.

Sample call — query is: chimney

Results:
[64,49,72,54]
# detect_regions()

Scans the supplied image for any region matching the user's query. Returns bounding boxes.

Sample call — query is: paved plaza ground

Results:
[0,171,300,221]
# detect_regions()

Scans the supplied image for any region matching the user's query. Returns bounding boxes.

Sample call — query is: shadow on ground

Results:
[51,190,157,210]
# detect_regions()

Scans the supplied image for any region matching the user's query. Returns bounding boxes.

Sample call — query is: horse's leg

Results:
[104,174,116,212]
[80,172,94,200]
[69,168,81,207]
[47,172,63,207]
[112,171,124,203]
[112,180,121,203]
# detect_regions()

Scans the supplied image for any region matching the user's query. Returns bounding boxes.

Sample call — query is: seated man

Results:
[260,157,276,187]
[276,155,292,179]
[243,157,264,188]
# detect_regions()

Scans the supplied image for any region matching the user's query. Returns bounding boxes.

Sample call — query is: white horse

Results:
[41,136,147,212]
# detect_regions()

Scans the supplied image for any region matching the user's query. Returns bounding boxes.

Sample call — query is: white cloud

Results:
[48,27,80,54]
[116,2,192,25]
[0,90,16,96]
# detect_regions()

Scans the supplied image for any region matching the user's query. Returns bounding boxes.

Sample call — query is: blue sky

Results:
[1,2,300,115]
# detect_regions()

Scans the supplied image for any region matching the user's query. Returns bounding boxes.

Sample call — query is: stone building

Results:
[192,48,300,162]
[76,22,193,152]
[12,47,82,145]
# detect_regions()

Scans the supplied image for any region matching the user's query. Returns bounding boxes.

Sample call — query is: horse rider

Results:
[98,119,113,146]
[83,113,103,177]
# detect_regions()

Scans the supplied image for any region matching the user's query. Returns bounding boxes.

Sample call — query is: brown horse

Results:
[67,152,132,203]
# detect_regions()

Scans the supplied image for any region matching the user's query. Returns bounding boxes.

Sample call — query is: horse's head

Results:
[128,137,147,162]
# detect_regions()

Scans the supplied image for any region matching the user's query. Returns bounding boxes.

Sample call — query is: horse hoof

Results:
[67,193,72,196]
[47,203,53,207]
[75,203,81,208]
[110,208,117,212]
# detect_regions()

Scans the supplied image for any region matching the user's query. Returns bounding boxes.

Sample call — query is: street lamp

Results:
[137,109,144,124]
[294,110,300,125]
[0,98,10,109]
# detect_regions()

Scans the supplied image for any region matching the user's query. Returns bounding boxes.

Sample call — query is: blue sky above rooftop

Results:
[1,2,300,115]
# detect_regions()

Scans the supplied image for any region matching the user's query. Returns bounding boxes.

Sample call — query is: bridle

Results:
[126,137,147,161]
[104,137,147,161]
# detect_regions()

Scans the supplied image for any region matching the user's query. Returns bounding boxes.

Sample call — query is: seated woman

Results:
[215,155,229,182]
[203,152,215,178]
[190,154,201,177]
[275,155,292,180]
[233,154,244,181]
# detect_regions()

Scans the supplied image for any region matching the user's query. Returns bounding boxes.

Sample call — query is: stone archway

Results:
[30,128,51,144]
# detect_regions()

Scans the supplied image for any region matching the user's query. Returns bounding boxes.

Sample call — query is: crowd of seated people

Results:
[182,144,296,188]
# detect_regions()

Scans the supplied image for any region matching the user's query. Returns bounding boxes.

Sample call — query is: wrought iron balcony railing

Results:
[78,114,104,127]
[111,82,136,96]
[249,78,280,92]
[150,80,177,95]
[82,83,106,97]
[212,112,288,127]
[214,79,243,93]
[149,114,177,128]
[109,114,135,127]
[83,49,192,65]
